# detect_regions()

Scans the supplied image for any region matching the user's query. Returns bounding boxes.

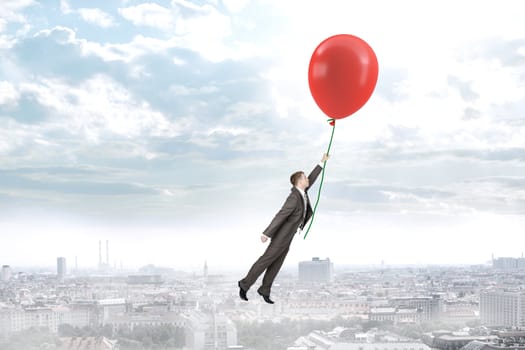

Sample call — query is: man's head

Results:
[290,171,309,190]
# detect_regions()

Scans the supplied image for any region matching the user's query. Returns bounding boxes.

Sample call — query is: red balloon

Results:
[308,34,379,119]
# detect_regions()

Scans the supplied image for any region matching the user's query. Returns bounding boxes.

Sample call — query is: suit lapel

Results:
[292,187,305,214]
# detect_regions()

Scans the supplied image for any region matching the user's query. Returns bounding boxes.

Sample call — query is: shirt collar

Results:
[295,186,305,196]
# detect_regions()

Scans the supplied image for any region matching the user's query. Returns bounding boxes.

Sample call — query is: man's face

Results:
[298,173,309,188]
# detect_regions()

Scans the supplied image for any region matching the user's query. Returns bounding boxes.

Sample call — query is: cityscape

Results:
[3,240,525,350]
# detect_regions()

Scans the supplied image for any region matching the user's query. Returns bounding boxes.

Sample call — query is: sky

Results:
[0,0,524,272]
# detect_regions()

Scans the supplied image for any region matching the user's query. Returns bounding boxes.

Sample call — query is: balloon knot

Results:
[328,119,335,126]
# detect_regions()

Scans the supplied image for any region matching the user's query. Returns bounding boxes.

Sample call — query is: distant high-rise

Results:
[2,265,11,282]
[57,257,66,280]
[99,240,102,268]
[298,257,333,284]
[204,260,208,280]
[480,291,525,327]
[493,256,525,269]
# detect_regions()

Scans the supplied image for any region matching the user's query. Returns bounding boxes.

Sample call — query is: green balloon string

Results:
[303,118,336,240]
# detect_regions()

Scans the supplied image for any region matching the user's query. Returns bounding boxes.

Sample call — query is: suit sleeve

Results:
[306,165,323,190]
[262,193,298,238]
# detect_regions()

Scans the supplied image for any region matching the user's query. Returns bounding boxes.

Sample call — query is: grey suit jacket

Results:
[262,164,323,240]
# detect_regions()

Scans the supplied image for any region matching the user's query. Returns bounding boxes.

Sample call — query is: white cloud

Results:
[36,23,258,66]
[173,6,230,38]
[451,177,525,214]
[34,26,74,43]
[61,2,115,28]
[169,84,219,96]
[78,8,115,28]
[35,27,171,63]
[172,56,186,65]
[19,74,181,141]
[0,117,43,159]
[0,81,20,106]
[225,101,270,120]
[82,35,170,62]
[0,0,35,31]
[221,0,249,13]
[0,74,188,167]
[169,0,241,62]
[381,187,477,216]
[206,126,249,137]
[0,0,34,48]
[60,0,72,14]
[118,3,174,30]
[118,1,259,62]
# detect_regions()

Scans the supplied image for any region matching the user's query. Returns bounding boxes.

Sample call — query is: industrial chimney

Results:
[99,240,102,268]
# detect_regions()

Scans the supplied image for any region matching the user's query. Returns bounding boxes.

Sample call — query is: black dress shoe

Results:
[257,289,274,304]
[238,281,248,301]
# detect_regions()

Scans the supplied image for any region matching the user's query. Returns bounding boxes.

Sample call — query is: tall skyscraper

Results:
[57,257,67,280]
[1,265,11,282]
[298,257,333,283]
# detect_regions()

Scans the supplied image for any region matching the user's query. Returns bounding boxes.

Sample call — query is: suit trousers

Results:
[239,235,292,296]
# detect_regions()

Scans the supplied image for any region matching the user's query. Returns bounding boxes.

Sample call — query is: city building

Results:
[424,332,497,350]
[96,299,127,326]
[0,305,70,335]
[67,302,96,328]
[108,311,185,330]
[1,265,11,282]
[57,257,67,280]
[58,336,117,350]
[425,330,525,350]
[369,307,422,324]
[389,296,442,321]
[184,311,238,350]
[492,257,525,270]
[290,328,431,350]
[127,275,163,285]
[299,257,333,284]
[281,293,369,318]
[480,291,525,327]
[461,340,525,350]
[442,300,479,324]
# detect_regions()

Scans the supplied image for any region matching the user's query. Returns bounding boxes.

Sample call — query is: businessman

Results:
[238,153,330,303]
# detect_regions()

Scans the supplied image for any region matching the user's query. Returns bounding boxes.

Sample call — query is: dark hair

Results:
[290,171,305,186]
